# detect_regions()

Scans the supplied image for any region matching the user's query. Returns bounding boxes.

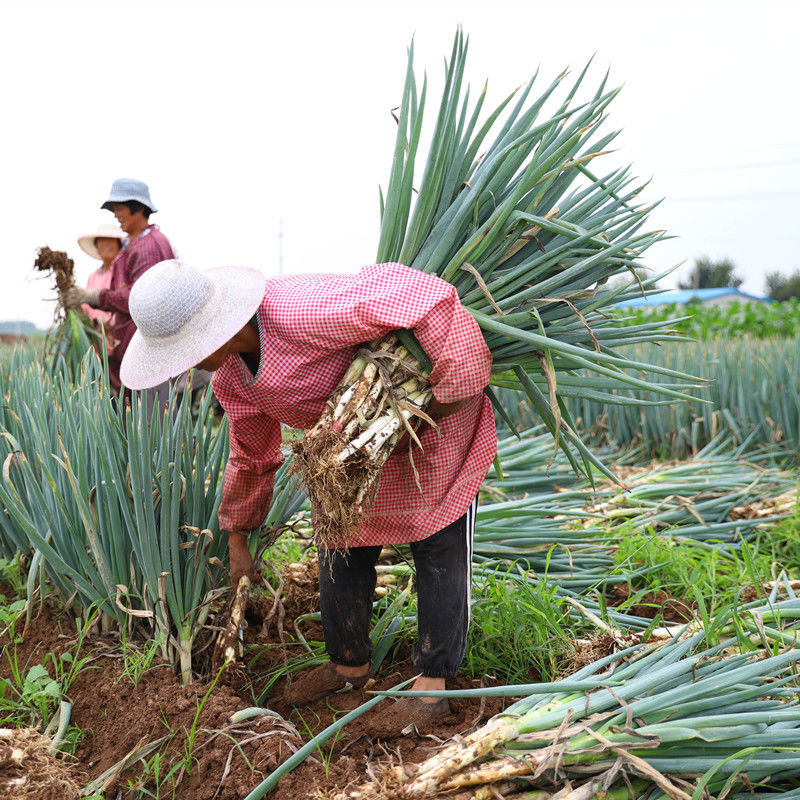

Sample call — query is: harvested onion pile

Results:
[291,333,433,547]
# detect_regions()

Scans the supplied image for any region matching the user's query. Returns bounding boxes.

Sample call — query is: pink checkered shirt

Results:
[213,263,497,547]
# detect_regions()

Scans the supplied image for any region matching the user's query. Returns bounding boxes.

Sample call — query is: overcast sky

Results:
[2,0,799,329]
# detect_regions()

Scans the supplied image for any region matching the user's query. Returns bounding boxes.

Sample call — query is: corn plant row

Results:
[554,338,800,459]
[612,298,800,340]
[0,348,305,682]
[334,591,800,800]
[294,30,703,545]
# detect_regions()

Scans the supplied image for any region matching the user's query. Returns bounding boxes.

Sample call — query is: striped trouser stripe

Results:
[464,495,477,624]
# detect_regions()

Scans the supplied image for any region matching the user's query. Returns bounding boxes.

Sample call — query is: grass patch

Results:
[612,528,777,614]
[755,504,800,576]
[466,567,579,684]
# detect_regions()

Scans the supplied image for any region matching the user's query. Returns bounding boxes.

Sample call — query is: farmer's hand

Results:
[228,531,257,588]
[64,286,101,308]
[428,396,475,418]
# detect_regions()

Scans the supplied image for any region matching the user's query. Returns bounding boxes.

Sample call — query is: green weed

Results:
[612,528,775,613]
[755,505,800,576]
[0,661,62,727]
[0,554,26,599]
[117,627,165,688]
[128,747,184,800]
[45,611,100,694]
[290,706,342,778]
[466,567,579,684]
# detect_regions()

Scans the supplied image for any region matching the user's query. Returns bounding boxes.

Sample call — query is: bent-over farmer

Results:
[120,259,496,731]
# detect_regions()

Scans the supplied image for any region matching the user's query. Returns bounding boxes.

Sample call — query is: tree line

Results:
[678,257,800,301]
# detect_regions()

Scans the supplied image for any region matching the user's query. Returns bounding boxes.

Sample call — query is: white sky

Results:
[2,0,799,329]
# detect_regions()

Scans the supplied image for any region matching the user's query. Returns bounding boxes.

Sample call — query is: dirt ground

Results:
[0,568,508,800]
[607,583,694,623]
[0,568,706,798]
[0,333,28,345]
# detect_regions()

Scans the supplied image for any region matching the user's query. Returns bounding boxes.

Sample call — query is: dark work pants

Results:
[317,498,477,678]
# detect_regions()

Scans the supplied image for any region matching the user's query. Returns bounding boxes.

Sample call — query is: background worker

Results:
[65,178,176,403]
[119,258,496,734]
[76,222,125,345]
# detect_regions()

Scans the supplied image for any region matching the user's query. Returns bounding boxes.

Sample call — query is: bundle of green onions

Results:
[476,432,796,592]
[32,246,103,378]
[292,334,433,545]
[338,593,800,799]
[294,30,701,545]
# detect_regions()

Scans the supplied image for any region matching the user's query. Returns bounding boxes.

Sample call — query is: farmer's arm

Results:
[97,234,176,315]
[281,262,492,404]
[215,377,284,585]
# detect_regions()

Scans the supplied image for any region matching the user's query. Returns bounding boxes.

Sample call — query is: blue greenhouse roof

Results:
[615,287,773,308]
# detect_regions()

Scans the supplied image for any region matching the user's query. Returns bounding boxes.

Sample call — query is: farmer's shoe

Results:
[368,697,451,738]
[283,662,374,707]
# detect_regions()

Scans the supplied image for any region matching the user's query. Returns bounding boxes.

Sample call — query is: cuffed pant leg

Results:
[410,497,477,678]
[318,545,382,667]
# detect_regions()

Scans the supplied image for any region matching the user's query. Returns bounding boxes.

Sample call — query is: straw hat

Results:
[77,223,126,260]
[120,260,268,390]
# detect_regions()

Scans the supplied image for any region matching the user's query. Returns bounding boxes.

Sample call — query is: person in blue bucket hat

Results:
[66,179,176,400]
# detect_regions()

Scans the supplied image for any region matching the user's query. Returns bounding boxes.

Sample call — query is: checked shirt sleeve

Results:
[214,386,285,533]
[275,263,492,404]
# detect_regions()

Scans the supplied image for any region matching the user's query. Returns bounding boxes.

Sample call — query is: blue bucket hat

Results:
[101,178,158,213]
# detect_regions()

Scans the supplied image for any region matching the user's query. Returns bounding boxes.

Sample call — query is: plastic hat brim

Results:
[120,265,267,390]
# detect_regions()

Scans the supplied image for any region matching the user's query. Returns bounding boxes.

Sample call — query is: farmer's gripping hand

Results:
[64,286,101,308]
[228,531,257,587]
[429,396,474,418]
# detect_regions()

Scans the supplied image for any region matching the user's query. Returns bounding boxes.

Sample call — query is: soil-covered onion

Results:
[291,333,433,547]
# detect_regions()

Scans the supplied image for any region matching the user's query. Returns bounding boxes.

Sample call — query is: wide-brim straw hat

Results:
[120,259,268,390]
[77,223,126,260]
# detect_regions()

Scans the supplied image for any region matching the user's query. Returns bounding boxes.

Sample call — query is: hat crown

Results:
[130,260,213,339]
[94,223,125,238]
[102,178,157,213]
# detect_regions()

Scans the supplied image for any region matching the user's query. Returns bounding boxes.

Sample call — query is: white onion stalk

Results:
[335,598,800,799]
[292,333,434,548]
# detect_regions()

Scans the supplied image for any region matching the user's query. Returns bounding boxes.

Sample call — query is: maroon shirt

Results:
[97,224,175,390]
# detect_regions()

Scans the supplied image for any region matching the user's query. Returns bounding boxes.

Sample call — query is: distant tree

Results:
[678,256,743,290]
[764,269,800,302]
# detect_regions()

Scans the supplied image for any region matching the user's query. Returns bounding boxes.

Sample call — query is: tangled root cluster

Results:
[291,427,380,548]
[0,727,80,799]
[33,247,75,295]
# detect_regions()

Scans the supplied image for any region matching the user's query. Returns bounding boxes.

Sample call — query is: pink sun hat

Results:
[120,259,268,390]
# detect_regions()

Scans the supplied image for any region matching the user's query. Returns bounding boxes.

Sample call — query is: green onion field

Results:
[2,30,799,800]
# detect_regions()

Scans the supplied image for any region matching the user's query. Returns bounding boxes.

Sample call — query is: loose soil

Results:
[0,565,509,800]
[0,334,27,345]
[607,583,694,623]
